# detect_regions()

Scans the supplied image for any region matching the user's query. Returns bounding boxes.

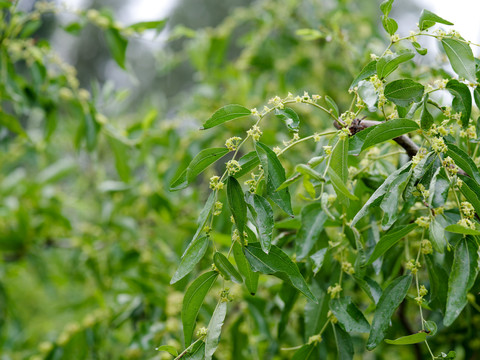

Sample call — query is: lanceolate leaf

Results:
[350,60,377,89]
[382,16,398,36]
[325,95,339,118]
[235,151,260,178]
[446,80,472,127]
[170,148,229,191]
[444,224,480,236]
[366,223,417,265]
[352,162,412,226]
[418,9,453,30]
[330,297,370,333]
[182,271,219,345]
[330,136,352,203]
[244,243,317,302]
[246,193,274,253]
[444,238,479,326]
[214,252,243,283]
[385,332,427,345]
[292,344,318,360]
[226,176,247,241]
[255,142,293,215]
[275,107,300,132]
[296,203,328,261]
[333,324,354,360]
[420,95,434,130]
[233,242,259,295]
[442,38,476,83]
[201,104,251,130]
[384,79,424,107]
[360,119,419,152]
[376,51,415,79]
[445,143,480,183]
[185,192,215,256]
[205,301,227,360]
[353,276,383,304]
[171,236,210,284]
[0,112,27,137]
[429,216,446,253]
[380,171,410,229]
[366,275,412,350]
[459,176,480,216]
[105,28,128,69]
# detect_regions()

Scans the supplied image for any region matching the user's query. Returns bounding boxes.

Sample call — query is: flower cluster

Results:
[327,283,342,298]
[226,160,242,175]
[431,137,447,153]
[461,201,475,219]
[209,176,224,190]
[225,137,242,151]
[341,261,355,275]
[415,216,430,228]
[442,156,458,176]
[247,125,263,141]
[421,239,433,255]
[406,259,421,274]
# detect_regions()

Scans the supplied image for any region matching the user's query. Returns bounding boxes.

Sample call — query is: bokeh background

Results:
[1,0,480,359]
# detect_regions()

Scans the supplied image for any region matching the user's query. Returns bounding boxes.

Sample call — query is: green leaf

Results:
[226,176,247,241]
[444,238,479,326]
[185,192,215,255]
[201,105,251,130]
[246,193,274,253]
[325,95,339,118]
[105,28,128,69]
[296,203,328,261]
[350,60,377,89]
[214,252,243,284]
[234,151,259,178]
[425,320,437,336]
[0,112,27,137]
[376,51,414,79]
[333,324,354,360]
[357,80,378,112]
[353,276,382,304]
[327,168,358,201]
[170,148,229,191]
[128,20,166,34]
[329,137,355,203]
[107,135,131,182]
[292,344,318,360]
[352,162,411,226]
[205,301,227,360]
[459,176,480,217]
[445,143,480,183]
[385,332,427,345]
[184,341,205,360]
[444,224,480,235]
[156,345,178,356]
[310,248,328,275]
[419,9,453,30]
[474,87,480,109]
[244,243,317,302]
[360,119,419,152]
[255,142,293,216]
[330,297,370,333]
[420,95,434,130]
[182,271,219,345]
[411,41,427,55]
[366,275,412,350]
[233,242,259,295]
[429,216,446,253]
[380,171,410,229]
[446,80,472,127]
[384,79,424,107]
[275,107,300,132]
[171,236,210,284]
[442,38,476,82]
[366,223,417,265]
[380,0,394,16]
[382,16,398,36]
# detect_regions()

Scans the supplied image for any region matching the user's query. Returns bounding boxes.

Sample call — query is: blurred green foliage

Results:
[1,0,480,359]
